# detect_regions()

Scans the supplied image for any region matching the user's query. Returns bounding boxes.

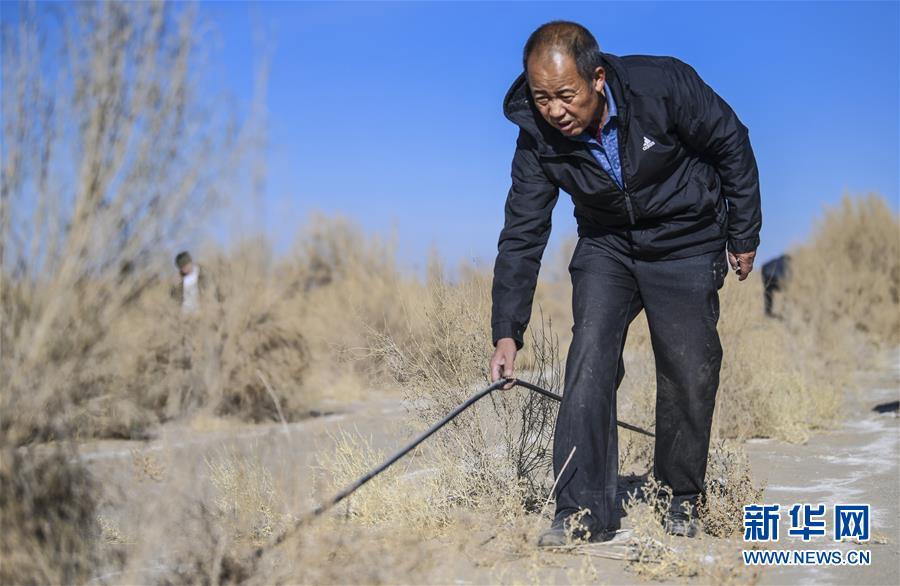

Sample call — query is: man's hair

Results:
[522,21,604,84]
[175,250,192,269]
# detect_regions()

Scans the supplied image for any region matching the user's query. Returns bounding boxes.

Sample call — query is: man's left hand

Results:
[727,249,756,281]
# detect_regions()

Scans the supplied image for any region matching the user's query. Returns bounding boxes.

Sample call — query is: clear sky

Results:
[7,1,900,269]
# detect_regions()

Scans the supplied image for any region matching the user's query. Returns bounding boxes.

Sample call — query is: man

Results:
[488,21,761,546]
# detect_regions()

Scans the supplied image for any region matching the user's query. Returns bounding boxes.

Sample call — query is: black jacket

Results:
[491,52,762,348]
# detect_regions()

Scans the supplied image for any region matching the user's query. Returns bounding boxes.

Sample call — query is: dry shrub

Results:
[367,264,564,511]
[307,431,573,585]
[783,193,900,351]
[189,242,312,422]
[4,237,319,441]
[0,1,245,444]
[110,239,314,426]
[624,475,702,580]
[698,440,765,538]
[0,447,102,585]
[239,432,547,585]
[279,214,420,397]
[155,503,255,586]
[714,275,843,442]
[622,442,764,582]
[262,519,446,586]
[97,514,129,547]
[206,446,291,548]
[131,449,168,482]
[623,469,761,584]
[313,429,452,528]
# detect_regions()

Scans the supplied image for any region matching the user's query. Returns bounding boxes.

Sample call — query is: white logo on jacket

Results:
[642,136,656,151]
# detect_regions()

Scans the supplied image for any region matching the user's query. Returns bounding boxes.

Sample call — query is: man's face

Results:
[526,50,605,137]
[179,262,193,277]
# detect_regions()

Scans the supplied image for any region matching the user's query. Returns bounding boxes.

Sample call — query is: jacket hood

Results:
[502,52,631,149]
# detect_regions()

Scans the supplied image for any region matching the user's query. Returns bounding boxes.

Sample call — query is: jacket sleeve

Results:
[491,128,560,349]
[667,58,762,254]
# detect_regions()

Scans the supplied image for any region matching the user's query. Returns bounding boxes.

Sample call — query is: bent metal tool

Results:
[257,377,654,556]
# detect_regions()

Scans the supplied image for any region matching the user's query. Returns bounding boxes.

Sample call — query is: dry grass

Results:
[623,442,764,583]
[0,447,102,585]
[206,446,291,548]
[262,519,449,586]
[698,440,766,539]
[1,0,240,444]
[313,429,453,529]
[366,263,566,512]
[782,193,900,352]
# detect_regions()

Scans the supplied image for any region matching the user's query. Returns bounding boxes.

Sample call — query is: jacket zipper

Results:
[615,119,639,262]
[616,112,635,224]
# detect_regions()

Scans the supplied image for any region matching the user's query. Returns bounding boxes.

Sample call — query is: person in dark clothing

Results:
[487,21,762,546]
[761,254,791,317]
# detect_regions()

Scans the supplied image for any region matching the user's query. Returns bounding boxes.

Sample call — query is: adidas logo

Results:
[642,136,656,151]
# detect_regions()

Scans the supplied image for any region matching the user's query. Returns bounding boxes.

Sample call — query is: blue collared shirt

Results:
[571,81,624,190]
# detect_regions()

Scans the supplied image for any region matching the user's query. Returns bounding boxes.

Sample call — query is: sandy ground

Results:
[743,360,900,586]
[81,358,900,585]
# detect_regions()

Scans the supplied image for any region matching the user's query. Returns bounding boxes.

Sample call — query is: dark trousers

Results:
[552,237,728,533]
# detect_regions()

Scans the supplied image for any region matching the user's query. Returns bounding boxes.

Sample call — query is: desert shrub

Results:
[714,274,844,442]
[624,475,703,580]
[782,193,900,350]
[0,447,102,585]
[280,214,420,396]
[0,1,244,444]
[367,264,564,512]
[624,443,763,583]
[698,440,765,538]
[206,445,290,547]
[114,240,314,424]
[313,429,453,528]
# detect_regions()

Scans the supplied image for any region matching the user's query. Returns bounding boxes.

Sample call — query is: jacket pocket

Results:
[691,170,719,216]
[715,198,728,227]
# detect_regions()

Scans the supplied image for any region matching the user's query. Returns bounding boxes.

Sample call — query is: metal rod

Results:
[510,378,655,438]
[310,378,508,517]
[261,377,654,554]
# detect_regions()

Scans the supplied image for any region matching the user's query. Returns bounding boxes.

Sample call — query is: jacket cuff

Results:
[492,322,525,350]
[728,236,759,254]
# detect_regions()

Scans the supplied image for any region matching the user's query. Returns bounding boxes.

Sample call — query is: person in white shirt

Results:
[174,251,202,315]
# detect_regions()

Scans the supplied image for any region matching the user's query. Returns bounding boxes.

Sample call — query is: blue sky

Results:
[7,1,899,270]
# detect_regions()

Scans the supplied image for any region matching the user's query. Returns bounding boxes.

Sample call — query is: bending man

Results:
[488,21,762,545]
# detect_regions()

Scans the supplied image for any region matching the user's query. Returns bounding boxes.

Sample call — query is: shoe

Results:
[536,526,568,547]
[664,510,699,537]
[536,522,618,547]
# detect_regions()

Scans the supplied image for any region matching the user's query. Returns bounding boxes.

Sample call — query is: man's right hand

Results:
[727,248,757,281]
[490,338,518,390]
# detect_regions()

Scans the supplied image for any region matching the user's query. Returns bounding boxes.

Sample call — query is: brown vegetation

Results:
[782,193,900,349]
